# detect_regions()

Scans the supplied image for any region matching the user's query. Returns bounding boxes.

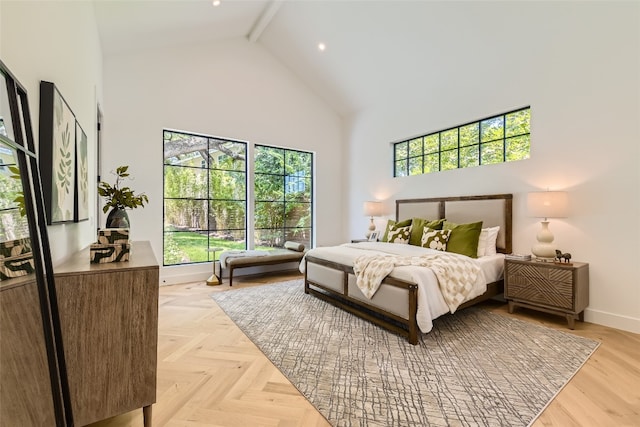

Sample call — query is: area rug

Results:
[211,280,599,427]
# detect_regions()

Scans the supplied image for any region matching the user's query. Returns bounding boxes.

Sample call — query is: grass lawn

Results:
[165,228,278,265]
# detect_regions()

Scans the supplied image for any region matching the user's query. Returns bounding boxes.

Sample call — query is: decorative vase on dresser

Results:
[105,207,130,228]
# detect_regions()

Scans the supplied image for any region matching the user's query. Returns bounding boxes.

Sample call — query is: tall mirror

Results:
[0,139,33,279]
[0,60,71,426]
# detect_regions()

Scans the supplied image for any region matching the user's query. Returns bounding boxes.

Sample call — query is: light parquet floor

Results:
[91,271,640,427]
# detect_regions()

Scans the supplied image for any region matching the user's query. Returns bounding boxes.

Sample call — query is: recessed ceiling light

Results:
[212,0,221,6]
[318,42,326,52]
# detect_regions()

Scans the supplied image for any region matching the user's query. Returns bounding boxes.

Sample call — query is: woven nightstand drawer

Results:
[506,274,573,309]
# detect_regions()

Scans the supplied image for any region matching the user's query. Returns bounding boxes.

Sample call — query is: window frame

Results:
[254,144,314,251]
[162,130,314,267]
[163,129,248,266]
[393,106,530,177]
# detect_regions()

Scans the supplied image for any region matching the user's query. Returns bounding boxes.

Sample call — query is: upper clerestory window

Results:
[393,107,530,177]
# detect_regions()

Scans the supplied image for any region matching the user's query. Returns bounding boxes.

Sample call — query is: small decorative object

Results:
[97,228,130,244]
[90,242,131,263]
[555,249,572,265]
[368,231,380,242]
[0,237,35,280]
[91,229,131,264]
[505,253,532,261]
[98,165,149,228]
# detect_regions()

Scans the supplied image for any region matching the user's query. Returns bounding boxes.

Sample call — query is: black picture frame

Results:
[74,121,88,222]
[39,81,76,225]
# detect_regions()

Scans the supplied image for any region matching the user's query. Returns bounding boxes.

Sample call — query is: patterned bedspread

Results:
[353,252,481,312]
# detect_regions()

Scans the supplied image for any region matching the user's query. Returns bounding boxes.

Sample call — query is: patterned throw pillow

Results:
[387,224,412,244]
[421,228,452,251]
[381,219,412,242]
[408,218,446,246]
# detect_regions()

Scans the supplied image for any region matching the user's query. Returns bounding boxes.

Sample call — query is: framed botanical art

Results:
[39,81,76,224]
[75,121,89,222]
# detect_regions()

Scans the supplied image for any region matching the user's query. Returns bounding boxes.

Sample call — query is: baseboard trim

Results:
[584,308,640,334]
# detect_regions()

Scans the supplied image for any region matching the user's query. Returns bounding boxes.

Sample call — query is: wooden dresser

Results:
[54,241,159,426]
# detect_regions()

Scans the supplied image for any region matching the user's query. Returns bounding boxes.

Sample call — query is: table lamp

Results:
[363,201,382,239]
[527,191,568,260]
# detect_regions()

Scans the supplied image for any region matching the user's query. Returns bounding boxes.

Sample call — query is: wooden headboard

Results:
[396,194,513,254]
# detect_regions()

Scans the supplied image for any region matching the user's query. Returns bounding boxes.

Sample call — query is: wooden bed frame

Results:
[304,194,513,345]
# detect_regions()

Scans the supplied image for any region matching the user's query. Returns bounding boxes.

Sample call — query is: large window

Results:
[254,145,313,250]
[163,131,313,266]
[393,107,530,177]
[163,130,247,266]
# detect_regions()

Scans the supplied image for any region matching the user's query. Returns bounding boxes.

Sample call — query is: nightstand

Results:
[504,259,589,329]
[351,239,368,243]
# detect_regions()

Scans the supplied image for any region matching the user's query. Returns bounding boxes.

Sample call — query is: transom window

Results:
[393,107,530,177]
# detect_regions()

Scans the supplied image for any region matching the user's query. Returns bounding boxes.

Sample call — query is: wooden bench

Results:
[222,242,306,286]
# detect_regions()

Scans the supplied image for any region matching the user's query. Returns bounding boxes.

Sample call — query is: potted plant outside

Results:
[98,165,149,228]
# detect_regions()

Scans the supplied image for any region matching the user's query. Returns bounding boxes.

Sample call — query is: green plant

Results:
[98,165,149,213]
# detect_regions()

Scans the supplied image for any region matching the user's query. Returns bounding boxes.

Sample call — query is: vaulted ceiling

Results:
[94,0,539,117]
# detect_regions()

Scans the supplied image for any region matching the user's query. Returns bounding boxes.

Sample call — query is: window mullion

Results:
[247,143,255,250]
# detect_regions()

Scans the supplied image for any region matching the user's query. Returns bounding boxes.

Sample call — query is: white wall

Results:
[345,2,640,333]
[0,0,103,264]
[102,38,343,284]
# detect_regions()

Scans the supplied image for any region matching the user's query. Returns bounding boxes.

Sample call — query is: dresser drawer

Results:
[506,274,573,309]
[505,262,575,310]
[508,262,572,283]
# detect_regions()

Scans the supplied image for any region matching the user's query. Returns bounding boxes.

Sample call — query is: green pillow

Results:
[443,220,483,258]
[381,219,412,242]
[409,218,445,246]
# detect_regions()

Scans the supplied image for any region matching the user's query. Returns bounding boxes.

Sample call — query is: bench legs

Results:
[226,260,301,287]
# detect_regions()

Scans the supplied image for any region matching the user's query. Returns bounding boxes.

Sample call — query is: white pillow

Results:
[482,226,500,256]
[477,229,489,257]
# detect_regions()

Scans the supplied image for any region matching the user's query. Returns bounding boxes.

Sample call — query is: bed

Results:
[301,194,512,344]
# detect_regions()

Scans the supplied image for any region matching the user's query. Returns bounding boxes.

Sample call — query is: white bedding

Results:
[300,242,505,333]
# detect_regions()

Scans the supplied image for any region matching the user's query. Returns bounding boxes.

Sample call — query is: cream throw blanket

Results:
[353,252,481,312]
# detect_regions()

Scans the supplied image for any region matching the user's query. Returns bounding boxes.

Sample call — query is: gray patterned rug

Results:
[211,280,599,426]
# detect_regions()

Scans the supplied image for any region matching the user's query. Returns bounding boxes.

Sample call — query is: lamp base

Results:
[531,220,557,260]
[365,217,375,239]
[531,243,557,259]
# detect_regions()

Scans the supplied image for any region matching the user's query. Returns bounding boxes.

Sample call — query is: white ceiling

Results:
[94,0,540,117]
[93,0,270,53]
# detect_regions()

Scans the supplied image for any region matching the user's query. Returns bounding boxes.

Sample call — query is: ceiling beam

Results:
[247,0,283,43]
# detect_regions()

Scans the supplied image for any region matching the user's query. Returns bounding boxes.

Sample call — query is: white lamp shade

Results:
[527,191,568,219]
[363,201,383,217]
